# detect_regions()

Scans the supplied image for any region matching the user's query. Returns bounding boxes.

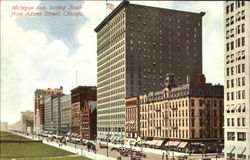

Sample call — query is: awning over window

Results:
[165,141,174,146]
[222,145,235,153]
[113,136,119,141]
[110,136,115,141]
[156,140,164,146]
[178,142,188,148]
[171,141,181,146]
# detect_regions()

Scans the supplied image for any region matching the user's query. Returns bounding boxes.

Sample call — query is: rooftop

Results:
[94,0,205,32]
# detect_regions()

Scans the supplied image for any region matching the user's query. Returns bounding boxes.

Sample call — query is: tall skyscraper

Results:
[95,1,205,137]
[224,1,249,159]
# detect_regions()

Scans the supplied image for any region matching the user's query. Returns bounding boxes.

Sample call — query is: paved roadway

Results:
[18,133,225,160]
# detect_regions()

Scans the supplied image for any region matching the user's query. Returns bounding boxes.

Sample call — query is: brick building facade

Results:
[125,96,139,139]
[139,74,224,153]
[81,101,97,140]
[71,86,97,137]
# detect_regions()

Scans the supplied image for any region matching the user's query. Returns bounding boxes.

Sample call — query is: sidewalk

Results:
[99,140,225,160]
[43,140,116,160]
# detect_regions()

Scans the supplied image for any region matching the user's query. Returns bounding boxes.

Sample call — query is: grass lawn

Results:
[0,131,90,160]
[0,131,33,141]
[0,143,75,158]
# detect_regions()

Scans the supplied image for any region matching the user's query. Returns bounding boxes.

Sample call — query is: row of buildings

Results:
[94,0,249,159]
[29,0,249,159]
[33,86,97,140]
[124,73,224,152]
[1,111,34,133]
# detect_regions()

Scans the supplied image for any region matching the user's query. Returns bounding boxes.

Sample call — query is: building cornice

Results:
[94,0,129,32]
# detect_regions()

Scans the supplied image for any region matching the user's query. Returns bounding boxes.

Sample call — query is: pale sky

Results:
[0,1,224,124]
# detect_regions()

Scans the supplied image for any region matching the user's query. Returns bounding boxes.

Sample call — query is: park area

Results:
[0,131,90,160]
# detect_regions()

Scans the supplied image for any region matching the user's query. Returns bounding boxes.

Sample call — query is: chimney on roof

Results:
[197,73,206,84]
[165,73,175,89]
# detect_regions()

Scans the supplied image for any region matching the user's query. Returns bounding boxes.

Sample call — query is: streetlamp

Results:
[130,143,133,160]
[166,141,169,160]
[201,143,205,160]
[106,141,109,157]
[75,138,77,148]
[216,140,221,159]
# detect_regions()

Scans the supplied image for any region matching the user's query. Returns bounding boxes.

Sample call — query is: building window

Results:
[227,132,235,141]
[230,3,234,12]
[226,43,230,51]
[237,118,241,126]
[242,118,245,126]
[242,64,245,72]
[226,18,230,27]
[227,118,230,126]
[199,118,202,127]
[191,109,195,117]
[199,100,202,107]
[242,104,246,112]
[226,5,230,14]
[241,10,245,19]
[231,118,235,126]
[226,68,230,76]
[242,90,245,99]
[191,99,195,107]
[237,64,241,73]
[231,67,234,75]
[237,38,241,48]
[242,77,245,86]
[238,78,241,86]
[199,109,202,116]
[237,132,246,141]
[238,90,241,99]
[214,110,217,116]
[242,24,245,33]
[231,41,234,50]
[230,16,234,25]
[231,79,234,88]
[242,37,245,46]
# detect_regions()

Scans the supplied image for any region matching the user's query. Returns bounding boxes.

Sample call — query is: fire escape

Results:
[201,98,212,138]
